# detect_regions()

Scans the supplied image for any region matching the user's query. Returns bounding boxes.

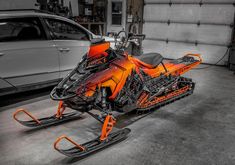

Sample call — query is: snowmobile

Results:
[13,31,202,158]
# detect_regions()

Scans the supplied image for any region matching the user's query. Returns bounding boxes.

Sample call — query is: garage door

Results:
[142,0,235,65]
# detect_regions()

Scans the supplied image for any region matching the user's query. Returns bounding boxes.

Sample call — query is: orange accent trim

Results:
[54,135,85,152]
[56,101,66,118]
[137,92,149,105]
[13,108,41,125]
[100,115,116,141]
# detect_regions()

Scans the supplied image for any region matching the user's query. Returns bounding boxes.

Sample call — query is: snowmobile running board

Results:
[54,128,131,158]
[13,101,82,128]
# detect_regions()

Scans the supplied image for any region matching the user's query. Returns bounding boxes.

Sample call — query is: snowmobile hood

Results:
[85,41,111,69]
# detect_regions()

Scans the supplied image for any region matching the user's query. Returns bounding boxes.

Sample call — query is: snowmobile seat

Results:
[135,52,163,68]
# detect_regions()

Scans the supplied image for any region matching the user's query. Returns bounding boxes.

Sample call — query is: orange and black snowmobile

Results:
[13,31,202,158]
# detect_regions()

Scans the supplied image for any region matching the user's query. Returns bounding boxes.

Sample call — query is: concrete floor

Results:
[0,65,235,165]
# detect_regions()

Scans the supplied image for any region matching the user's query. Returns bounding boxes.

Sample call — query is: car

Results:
[0,10,115,96]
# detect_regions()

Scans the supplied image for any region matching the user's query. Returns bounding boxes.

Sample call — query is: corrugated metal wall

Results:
[142,0,235,64]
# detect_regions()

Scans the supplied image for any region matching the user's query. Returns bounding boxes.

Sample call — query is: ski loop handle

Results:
[13,108,41,125]
[54,135,86,152]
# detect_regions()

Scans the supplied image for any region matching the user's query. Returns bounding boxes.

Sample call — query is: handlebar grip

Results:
[130,34,146,40]
[135,34,145,40]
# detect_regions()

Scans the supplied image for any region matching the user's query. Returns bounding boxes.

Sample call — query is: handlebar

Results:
[128,33,145,40]
[114,31,145,40]
[114,31,145,51]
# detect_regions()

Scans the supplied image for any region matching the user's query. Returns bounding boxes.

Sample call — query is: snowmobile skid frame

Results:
[13,101,82,128]
[137,77,194,110]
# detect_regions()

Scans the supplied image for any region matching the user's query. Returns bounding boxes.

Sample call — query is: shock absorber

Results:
[101,87,108,111]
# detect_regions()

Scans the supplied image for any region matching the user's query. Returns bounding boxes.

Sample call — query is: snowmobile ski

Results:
[54,114,130,158]
[54,128,131,158]
[13,101,82,128]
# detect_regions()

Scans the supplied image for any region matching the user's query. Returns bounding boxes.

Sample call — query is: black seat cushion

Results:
[135,52,163,67]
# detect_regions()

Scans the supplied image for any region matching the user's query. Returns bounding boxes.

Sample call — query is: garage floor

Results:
[1,65,235,165]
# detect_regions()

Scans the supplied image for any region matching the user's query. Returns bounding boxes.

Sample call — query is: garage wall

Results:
[142,0,235,65]
[0,0,37,10]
